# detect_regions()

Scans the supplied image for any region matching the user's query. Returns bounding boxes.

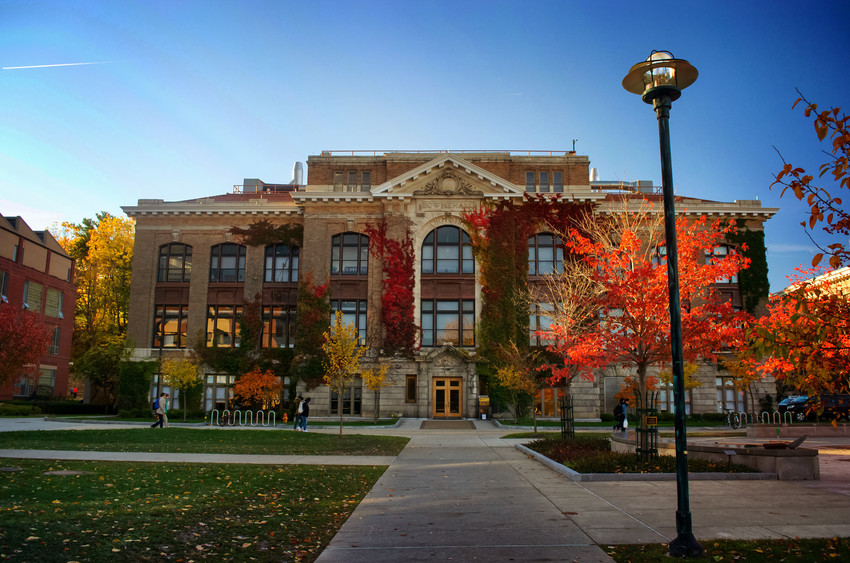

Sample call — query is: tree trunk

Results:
[374,390,380,422]
[339,383,345,438]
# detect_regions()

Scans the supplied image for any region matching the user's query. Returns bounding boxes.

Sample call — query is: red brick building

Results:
[0,214,75,400]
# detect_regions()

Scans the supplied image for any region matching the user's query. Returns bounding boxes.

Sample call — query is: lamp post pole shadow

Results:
[623,50,705,558]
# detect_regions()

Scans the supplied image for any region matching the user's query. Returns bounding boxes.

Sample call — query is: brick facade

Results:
[123,151,778,419]
[0,214,76,400]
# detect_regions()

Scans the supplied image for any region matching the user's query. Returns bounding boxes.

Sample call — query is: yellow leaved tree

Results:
[160,357,201,421]
[362,361,391,422]
[322,311,365,436]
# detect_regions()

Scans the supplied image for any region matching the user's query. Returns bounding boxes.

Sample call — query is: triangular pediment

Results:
[421,345,475,366]
[373,155,523,199]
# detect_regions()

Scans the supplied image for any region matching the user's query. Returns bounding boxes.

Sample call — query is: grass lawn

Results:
[608,537,850,562]
[0,428,409,456]
[0,458,384,562]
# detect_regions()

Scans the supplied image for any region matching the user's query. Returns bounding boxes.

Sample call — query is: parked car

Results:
[778,394,850,421]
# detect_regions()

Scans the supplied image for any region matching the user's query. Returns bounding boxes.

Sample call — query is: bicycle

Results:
[218,410,231,427]
[724,409,740,429]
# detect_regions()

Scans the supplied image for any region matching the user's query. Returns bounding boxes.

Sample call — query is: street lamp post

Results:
[622,51,705,558]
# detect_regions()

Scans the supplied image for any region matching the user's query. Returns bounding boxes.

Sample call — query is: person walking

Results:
[298,397,311,432]
[293,396,303,431]
[613,398,628,431]
[163,393,170,428]
[151,393,166,428]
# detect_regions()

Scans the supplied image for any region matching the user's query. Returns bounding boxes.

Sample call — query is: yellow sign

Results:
[479,397,490,406]
[644,416,658,427]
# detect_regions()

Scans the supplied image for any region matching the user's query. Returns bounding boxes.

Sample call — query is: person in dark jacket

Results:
[298,397,311,432]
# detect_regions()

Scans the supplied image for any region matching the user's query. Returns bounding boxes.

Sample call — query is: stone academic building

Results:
[123,151,777,419]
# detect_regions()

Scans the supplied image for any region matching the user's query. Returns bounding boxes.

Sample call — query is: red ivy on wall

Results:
[364,220,418,356]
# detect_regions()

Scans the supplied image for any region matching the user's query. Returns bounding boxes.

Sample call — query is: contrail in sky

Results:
[2,61,110,70]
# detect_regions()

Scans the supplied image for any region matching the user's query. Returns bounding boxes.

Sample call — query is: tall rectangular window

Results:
[152,304,189,348]
[525,171,535,192]
[44,288,62,318]
[529,303,554,347]
[0,270,8,301]
[333,172,344,191]
[23,280,43,312]
[347,171,358,191]
[331,380,362,415]
[262,305,295,348]
[331,299,367,345]
[361,171,371,192]
[406,375,417,403]
[539,171,550,193]
[421,299,474,347]
[207,305,243,348]
[553,171,563,193]
[48,327,61,355]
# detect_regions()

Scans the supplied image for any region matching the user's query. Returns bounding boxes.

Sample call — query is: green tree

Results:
[322,311,366,436]
[161,357,202,421]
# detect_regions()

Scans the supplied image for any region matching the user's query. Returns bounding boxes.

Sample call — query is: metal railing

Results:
[318,149,577,157]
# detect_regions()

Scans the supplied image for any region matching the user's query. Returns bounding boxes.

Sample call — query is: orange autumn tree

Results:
[740,268,850,417]
[547,210,749,401]
[232,366,283,411]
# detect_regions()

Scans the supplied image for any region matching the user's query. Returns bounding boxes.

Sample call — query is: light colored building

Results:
[123,151,777,418]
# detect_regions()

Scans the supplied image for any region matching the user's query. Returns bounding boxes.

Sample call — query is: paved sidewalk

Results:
[318,419,612,562]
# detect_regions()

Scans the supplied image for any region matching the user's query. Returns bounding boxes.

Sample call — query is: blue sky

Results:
[1,0,848,291]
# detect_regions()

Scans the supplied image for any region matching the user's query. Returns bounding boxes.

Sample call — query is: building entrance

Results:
[432,377,462,418]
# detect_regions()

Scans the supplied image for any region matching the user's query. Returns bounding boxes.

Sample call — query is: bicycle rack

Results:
[210,409,277,427]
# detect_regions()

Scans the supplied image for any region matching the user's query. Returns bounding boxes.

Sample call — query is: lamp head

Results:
[622,51,698,104]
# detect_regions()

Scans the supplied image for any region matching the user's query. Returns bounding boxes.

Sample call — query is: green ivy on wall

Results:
[727,227,770,315]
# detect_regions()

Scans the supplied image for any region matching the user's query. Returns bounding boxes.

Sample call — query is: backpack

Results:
[613,403,623,417]
[153,398,160,411]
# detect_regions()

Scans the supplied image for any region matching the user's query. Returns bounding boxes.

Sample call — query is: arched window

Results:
[209,243,246,283]
[421,225,473,274]
[157,243,192,283]
[331,233,369,275]
[264,244,299,283]
[528,233,563,275]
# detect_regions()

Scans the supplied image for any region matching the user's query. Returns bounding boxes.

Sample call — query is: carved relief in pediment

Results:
[414,170,484,197]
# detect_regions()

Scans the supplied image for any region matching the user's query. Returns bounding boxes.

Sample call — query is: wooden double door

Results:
[432,377,463,418]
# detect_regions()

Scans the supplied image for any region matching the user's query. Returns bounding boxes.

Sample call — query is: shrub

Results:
[0,403,40,416]
[599,413,614,422]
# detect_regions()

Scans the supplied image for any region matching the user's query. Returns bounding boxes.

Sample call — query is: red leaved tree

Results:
[742,268,850,409]
[545,209,749,400]
[0,305,53,390]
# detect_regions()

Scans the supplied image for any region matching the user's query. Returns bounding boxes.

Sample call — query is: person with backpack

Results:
[151,393,166,428]
[293,396,303,431]
[298,397,311,432]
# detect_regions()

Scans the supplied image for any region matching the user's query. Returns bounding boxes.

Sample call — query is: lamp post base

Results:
[669,532,705,558]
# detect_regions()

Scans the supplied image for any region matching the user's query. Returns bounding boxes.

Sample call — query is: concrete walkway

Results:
[2,417,849,561]
[318,419,612,562]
